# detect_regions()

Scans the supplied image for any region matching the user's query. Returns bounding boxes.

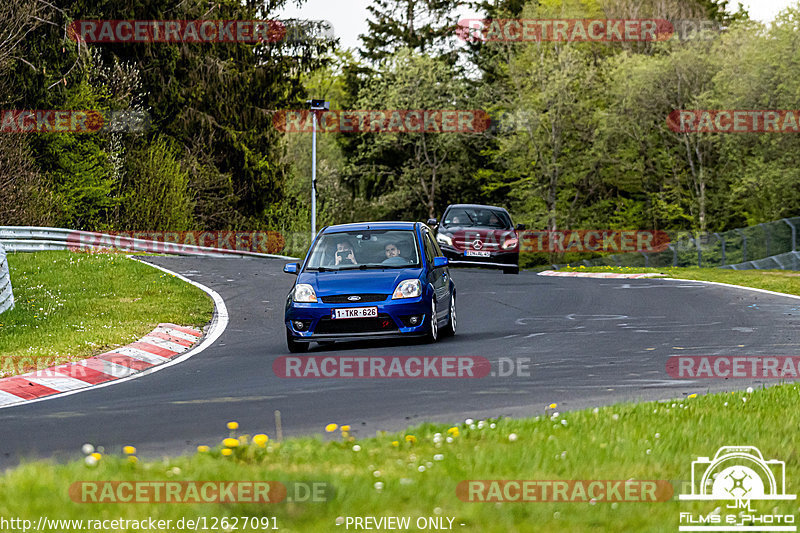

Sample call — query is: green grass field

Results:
[2,386,799,532]
[1,260,798,531]
[0,250,212,377]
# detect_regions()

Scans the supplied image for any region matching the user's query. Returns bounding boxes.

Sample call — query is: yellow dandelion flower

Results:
[391,441,399,447]
[227,421,239,430]
[90,452,102,461]
[253,434,269,447]
[223,438,240,448]
[325,423,338,432]
[548,403,557,409]
[221,449,233,456]
[123,445,136,455]
[405,435,417,443]
[127,456,138,464]
[197,445,210,453]
[341,425,351,432]
[688,393,697,399]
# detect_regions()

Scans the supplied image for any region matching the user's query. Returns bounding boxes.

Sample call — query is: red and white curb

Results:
[0,256,228,409]
[0,324,202,407]
[539,270,665,279]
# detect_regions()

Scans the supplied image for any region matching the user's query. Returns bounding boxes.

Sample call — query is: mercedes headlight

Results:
[392,279,422,299]
[293,283,317,303]
[436,233,453,246]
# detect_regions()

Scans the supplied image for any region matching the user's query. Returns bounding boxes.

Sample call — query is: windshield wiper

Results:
[306,266,335,272]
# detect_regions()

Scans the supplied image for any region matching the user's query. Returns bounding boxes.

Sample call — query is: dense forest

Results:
[1,0,799,257]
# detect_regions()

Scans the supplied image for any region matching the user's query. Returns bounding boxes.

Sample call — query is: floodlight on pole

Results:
[307,99,329,243]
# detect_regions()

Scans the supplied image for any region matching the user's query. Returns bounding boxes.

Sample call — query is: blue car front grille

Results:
[320,294,388,304]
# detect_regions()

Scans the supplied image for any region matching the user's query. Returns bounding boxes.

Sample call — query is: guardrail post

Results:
[668,243,677,266]
[714,232,725,266]
[783,218,797,252]
[735,229,747,262]
[641,252,649,267]
[0,242,14,314]
[760,223,771,257]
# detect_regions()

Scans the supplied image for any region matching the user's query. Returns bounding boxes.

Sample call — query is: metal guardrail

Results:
[0,226,295,259]
[553,216,800,271]
[0,242,14,314]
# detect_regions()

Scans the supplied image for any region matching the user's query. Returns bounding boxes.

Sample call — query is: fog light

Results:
[409,315,421,325]
[293,320,306,331]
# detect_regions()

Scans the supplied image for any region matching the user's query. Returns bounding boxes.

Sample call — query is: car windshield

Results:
[304,229,421,270]
[443,208,512,229]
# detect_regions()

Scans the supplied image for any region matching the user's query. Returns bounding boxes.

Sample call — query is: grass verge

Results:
[0,250,213,376]
[2,386,799,532]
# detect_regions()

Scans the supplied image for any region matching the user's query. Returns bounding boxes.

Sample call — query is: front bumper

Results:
[440,245,518,269]
[285,296,431,341]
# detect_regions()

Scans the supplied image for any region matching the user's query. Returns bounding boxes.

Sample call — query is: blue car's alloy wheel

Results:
[442,293,456,337]
[426,297,438,343]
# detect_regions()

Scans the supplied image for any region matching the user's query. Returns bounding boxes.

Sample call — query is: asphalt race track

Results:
[1,256,798,469]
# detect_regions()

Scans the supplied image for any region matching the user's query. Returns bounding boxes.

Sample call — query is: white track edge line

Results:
[661,277,800,301]
[0,256,229,410]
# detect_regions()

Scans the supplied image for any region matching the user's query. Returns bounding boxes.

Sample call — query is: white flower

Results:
[374,482,384,490]
[81,443,94,455]
[434,454,444,461]
[646,449,652,455]
[446,437,454,444]
[508,433,518,442]
[655,433,660,439]
[469,424,476,430]
[561,420,567,426]
[336,517,345,525]
[611,414,619,421]
[490,423,496,429]
[373,470,381,477]
[592,407,599,414]
[418,465,426,472]
[746,387,754,393]
[352,445,361,452]
[465,418,474,425]
[433,507,442,515]
[723,402,728,406]
[84,455,97,466]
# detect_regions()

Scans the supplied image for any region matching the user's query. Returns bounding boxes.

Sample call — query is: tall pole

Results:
[311,111,317,243]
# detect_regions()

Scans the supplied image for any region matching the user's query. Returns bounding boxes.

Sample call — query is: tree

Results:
[360,0,464,63]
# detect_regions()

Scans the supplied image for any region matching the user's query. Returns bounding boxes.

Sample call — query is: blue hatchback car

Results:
[283,222,456,352]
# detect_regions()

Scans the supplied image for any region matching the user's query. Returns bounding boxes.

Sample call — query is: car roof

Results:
[443,204,511,214]
[322,221,419,233]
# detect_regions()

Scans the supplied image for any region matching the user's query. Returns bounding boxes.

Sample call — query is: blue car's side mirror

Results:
[433,256,449,268]
[283,263,299,275]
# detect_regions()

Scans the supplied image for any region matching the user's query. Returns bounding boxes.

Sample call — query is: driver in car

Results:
[382,242,406,264]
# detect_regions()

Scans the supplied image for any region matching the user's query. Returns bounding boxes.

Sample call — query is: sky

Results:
[276,0,799,51]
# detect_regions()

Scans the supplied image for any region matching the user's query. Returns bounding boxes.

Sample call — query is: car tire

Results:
[442,293,456,337]
[503,266,520,275]
[425,297,439,343]
[286,328,309,353]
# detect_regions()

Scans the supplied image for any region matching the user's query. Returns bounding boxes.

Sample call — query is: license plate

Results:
[465,250,491,257]
[332,307,378,319]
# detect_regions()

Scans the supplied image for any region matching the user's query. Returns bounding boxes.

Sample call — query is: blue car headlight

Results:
[392,279,422,299]
[293,283,317,303]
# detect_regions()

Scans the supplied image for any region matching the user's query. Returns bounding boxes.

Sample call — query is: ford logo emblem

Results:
[348,295,361,301]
